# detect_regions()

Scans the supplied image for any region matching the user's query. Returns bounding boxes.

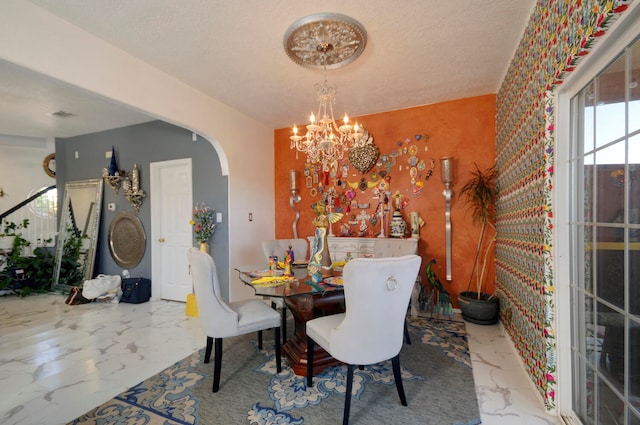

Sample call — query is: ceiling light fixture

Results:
[284,13,368,167]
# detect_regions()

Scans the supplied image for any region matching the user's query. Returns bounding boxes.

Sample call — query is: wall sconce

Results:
[103,171,124,195]
[440,157,454,281]
[289,169,302,238]
[124,164,146,213]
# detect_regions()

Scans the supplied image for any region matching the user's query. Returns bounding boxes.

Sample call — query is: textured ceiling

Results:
[1,1,536,140]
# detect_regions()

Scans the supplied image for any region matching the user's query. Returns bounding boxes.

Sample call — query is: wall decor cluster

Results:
[298,131,437,239]
[101,146,146,212]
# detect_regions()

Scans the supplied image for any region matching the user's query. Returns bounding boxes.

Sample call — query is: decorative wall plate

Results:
[108,211,146,268]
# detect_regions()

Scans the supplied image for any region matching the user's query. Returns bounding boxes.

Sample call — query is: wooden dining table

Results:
[236,264,345,376]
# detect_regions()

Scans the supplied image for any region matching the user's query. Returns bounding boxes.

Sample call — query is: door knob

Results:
[159,238,165,243]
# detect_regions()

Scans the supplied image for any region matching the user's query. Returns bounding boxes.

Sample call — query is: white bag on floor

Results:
[82,274,122,300]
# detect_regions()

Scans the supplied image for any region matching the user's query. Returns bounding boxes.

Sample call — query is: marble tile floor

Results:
[0,293,563,425]
[466,321,564,425]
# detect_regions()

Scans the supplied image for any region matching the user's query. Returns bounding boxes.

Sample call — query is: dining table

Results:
[235,263,346,376]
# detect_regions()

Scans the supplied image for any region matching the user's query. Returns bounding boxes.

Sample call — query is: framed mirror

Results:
[52,179,104,290]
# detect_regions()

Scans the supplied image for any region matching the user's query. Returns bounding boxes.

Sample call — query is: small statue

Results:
[283,252,292,276]
[269,256,277,273]
[410,211,425,239]
[286,244,295,263]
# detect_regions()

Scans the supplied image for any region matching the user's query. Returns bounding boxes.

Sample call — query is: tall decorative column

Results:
[289,169,301,238]
[440,157,454,281]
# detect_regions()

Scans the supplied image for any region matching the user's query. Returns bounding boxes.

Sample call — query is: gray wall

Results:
[56,121,230,298]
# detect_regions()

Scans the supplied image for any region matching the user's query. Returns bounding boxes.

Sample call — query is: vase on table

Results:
[188,241,208,318]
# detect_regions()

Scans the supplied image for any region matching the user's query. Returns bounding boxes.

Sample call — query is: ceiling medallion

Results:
[283,13,367,70]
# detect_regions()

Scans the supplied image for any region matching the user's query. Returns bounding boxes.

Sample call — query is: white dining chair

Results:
[187,248,282,392]
[306,255,422,425]
[261,238,309,343]
[373,238,419,344]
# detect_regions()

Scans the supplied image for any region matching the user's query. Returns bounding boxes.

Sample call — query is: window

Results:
[569,36,640,425]
[27,186,57,219]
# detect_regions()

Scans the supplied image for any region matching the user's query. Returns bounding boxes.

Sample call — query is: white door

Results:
[150,158,193,302]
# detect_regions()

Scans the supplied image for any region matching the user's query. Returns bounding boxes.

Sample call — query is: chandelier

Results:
[284,13,368,167]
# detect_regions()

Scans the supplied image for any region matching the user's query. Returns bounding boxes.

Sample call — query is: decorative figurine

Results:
[283,252,292,276]
[390,190,407,238]
[286,244,295,263]
[410,211,425,239]
[308,200,343,278]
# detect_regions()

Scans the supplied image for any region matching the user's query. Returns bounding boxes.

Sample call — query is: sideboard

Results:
[307,236,374,261]
[306,236,417,262]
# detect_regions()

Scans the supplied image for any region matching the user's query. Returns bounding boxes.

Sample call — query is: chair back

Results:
[373,238,418,257]
[261,238,309,262]
[187,248,239,338]
[330,255,422,365]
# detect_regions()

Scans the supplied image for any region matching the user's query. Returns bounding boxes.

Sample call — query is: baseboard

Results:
[499,321,560,418]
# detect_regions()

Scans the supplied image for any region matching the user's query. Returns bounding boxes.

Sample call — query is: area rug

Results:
[68,317,481,425]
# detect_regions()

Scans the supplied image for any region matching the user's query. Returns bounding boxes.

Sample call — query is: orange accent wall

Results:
[273,94,496,306]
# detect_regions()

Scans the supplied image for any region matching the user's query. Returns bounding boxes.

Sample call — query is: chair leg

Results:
[258,330,263,349]
[275,327,282,373]
[404,318,412,345]
[213,338,223,393]
[204,336,213,363]
[306,336,315,387]
[391,354,407,406]
[343,364,354,425]
[281,306,287,344]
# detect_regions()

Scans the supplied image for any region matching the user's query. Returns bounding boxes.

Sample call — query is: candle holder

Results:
[440,157,454,188]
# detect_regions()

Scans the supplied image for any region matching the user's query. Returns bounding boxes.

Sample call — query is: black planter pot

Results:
[458,291,499,325]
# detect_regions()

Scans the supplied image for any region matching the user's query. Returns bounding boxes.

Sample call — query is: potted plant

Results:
[0,219,34,293]
[0,219,29,251]
[1,247,55,297]
[458,163,499,325]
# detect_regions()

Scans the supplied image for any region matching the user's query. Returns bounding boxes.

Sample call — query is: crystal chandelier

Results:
[284,13,368,167]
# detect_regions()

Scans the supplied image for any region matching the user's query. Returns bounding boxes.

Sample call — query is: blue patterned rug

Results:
[69,317,480,425]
